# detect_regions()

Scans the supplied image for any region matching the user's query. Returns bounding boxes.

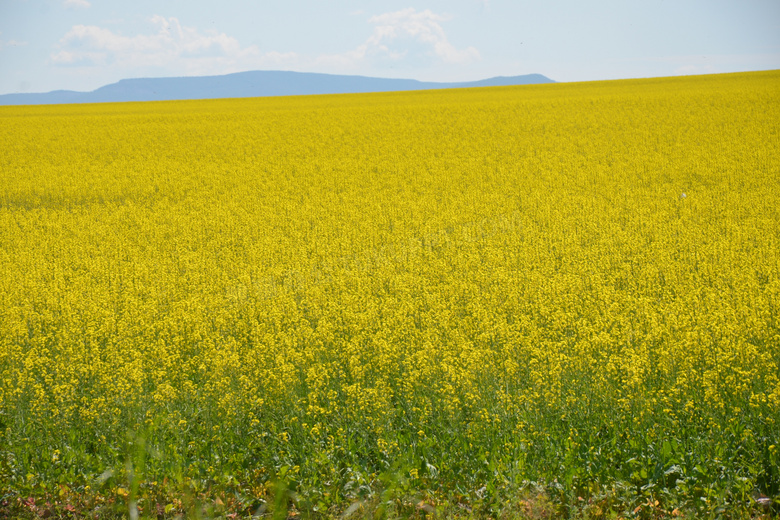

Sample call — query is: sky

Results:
[0,0,779,95]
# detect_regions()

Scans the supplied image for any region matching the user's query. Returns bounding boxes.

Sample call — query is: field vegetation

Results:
[1,70,779,518]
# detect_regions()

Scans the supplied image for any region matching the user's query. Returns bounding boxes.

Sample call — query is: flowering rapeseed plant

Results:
[0,70,778,518]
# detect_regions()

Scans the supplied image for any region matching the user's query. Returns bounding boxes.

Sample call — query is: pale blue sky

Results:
[0,0,778,95]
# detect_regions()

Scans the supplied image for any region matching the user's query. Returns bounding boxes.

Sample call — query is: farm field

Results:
[0,70,779,519]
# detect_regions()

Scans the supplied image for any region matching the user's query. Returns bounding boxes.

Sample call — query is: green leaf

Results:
[661,440,672,459]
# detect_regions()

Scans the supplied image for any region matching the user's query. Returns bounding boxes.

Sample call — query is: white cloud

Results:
[0,32,28,51]
[48,10,480,81]
[50,16,298,74]
[320,8,479,68]
[64,0,91,9]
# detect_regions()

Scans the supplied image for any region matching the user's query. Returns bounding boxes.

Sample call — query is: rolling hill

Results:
[0,70,554,106]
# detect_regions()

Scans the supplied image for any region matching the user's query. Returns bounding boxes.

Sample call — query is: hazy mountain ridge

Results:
[0,70,554,106]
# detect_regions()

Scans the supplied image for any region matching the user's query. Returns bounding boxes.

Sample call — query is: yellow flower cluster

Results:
[0,70,778,511]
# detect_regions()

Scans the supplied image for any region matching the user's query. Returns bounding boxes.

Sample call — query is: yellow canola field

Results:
[0,70,779,515]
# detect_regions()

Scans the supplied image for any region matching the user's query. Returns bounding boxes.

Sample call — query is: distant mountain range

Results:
[0,70,555,106]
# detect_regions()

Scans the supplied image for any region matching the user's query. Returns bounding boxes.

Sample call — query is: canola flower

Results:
[0,70,779,517]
